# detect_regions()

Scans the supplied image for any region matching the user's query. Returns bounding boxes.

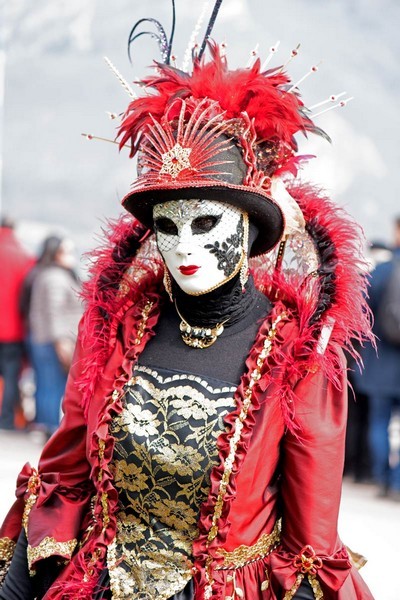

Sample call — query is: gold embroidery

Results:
[108,515,194,598]
[0,539,15,586]
[114,402,161,437]
[224,570,245,599]
[283,573,305,600]
[98,438,106,482]
[204,312,286,599]
[134,364,235,394]
[134,301,154,345]
[113,459,149,492]
[153,443,204,478]
[108,367,236,599]
[346,545,367,570]
[261,570,270,591]
[108,536,192,599]
[22,493,38,532]
[98,438,105,461]
[22,470,41,533]
[100,492,110,530]
[152,499,198,531]
[27,536,77,569]
[0,537,16,562]
[308,574,324,599]
[216,520,281,569]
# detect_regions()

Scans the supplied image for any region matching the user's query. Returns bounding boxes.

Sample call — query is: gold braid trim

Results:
[0,561,11,587]
[96,302,155,534]
[346,545,367,570]
[134,301,154,345]
[203,312,287,599]
[22,493,38,533]
[27,536,77,570]
[308,574,324,600]
[283,573,305,599]
[216,520,281,569]
[0,537,16,562]
[100,492,110,530]
[283,572,324,599]
[22,470,41,533]
[0,537,16,583]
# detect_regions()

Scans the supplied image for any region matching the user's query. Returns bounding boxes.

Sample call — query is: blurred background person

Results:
[20,236,68,340]
[0,217,33,430]
[344,241,393,484]
[345,351,373,484]
[28,236,82,437]
[355,218,400,501]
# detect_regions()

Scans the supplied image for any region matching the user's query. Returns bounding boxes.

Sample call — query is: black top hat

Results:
[121,102,284,257]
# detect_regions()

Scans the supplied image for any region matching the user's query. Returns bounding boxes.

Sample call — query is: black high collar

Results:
[172,273,259,328]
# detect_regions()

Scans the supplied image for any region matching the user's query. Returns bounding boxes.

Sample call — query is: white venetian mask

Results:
[153,199,247,295]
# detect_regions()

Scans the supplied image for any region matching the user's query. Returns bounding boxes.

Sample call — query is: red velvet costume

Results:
[0,183,374,599]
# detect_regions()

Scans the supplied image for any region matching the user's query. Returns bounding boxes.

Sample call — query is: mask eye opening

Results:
[191,214,222,235]
[154,217,179,236]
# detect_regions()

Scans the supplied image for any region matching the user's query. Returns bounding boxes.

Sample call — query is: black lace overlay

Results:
[107,365,236,599]
[204,215,243,276]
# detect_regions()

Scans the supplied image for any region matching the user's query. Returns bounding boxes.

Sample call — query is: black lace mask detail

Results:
[204,215,243,276]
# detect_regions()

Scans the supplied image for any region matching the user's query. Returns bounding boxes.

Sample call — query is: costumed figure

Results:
[0,2,375,598]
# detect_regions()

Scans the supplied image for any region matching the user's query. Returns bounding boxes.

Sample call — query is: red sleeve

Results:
[0,320,94,573]
[269,351,362,598]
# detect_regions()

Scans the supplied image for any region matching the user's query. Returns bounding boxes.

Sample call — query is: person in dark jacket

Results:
[355,217,400,500]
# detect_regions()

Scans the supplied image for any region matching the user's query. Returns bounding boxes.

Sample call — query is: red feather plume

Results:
[118,42,321,165]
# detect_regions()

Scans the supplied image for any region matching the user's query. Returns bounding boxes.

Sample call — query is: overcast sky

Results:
[1,0,399,259]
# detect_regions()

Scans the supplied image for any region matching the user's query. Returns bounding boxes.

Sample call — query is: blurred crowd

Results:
[0,217,82,439]
[0,215,399,502]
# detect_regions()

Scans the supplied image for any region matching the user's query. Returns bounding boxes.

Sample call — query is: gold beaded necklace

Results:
[174,301,229,349]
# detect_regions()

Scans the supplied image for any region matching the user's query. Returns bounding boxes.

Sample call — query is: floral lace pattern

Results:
[204,215,244,276]
[107,364,236,599]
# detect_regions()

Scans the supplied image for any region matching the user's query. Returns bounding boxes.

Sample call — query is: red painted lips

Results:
[178,265,200,276]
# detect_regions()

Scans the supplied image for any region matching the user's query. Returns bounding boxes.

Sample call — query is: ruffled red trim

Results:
[192,305,291,598]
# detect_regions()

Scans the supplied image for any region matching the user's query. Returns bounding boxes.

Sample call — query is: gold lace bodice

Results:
[107,364,236,599]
